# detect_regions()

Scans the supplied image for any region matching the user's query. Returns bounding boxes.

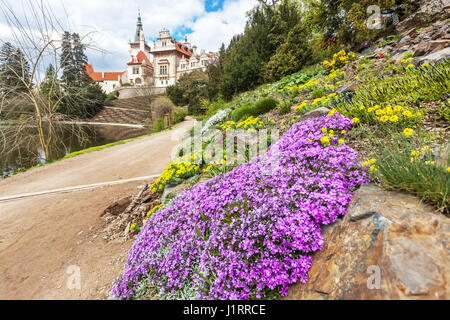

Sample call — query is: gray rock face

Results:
[301,107,331,120]
[419,47,450,63]
[285,184,449,300]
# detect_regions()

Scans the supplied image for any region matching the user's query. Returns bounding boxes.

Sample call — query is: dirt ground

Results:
[0,118,195,299]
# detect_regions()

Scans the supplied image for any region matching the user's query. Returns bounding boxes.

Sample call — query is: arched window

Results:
[135,78,142,84]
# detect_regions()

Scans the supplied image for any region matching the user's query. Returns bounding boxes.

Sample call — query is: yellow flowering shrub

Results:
[220,116,267,131]
[323,50,356,73]
[342,103,422,128]
[150,151,203,193]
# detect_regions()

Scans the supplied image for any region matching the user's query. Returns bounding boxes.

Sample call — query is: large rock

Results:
[413,40,450,57]
[301,107,331,120]
[419,47,450,63]
[285,184,449,300]
[396,0,450,33]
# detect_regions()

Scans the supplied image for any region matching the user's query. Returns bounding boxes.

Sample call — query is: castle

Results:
[86,12,218,94]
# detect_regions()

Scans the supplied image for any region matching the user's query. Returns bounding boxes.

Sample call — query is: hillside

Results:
[105,13,449,301]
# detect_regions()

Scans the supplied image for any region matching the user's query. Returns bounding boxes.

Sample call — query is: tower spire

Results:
[135,10,143,42]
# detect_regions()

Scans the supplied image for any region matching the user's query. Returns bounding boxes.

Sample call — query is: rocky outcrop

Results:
[396,0,450,33]
[285,184,449,300]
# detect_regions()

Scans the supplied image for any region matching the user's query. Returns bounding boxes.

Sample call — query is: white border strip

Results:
[0,174,160,203]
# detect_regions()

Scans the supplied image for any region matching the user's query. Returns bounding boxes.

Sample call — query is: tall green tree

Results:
[265,20,312,81]
[59,32,105,117]
[0,42,31,94]
[219,0,301,99]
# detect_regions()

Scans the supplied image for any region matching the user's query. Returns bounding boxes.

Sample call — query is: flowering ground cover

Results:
[112,112,370,300]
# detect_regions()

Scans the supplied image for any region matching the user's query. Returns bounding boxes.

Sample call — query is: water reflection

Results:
[0,122,148,177]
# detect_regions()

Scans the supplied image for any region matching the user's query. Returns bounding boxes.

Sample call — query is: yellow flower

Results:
[375,109,384,116]
[447,167,450,173]
[328,109,336,117]
[338,139,344,144]
[341,130,346,134]
[380,115,389,122]
[394,105,403,112]
[359,105,365,110]
[402,110,413,117]
[403,128,414,136]
[389,115,399,123]
[370,165,378,172]
[406,63,414,69]
[352,117,360,124]
[320,136,330,144]
[321,127,328,133]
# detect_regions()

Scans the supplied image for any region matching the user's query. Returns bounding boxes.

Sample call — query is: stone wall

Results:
[115,86,166,99]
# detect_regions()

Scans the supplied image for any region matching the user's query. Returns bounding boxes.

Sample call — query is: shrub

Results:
[252,97,279,115]
[231,103,254,122]
[152,117,164,133]
[105,93,117,104]
[278,101,292,114]
[153,96,174,119]
[172,107,188,124]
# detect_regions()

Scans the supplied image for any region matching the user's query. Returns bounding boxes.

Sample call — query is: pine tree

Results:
[265,20,312,81]
[0,42,31,94]
[59,31,105,117]
[60,31,75,88]
[39,64,62,108]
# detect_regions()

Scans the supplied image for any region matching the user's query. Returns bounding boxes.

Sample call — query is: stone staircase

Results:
[90,96,153,125]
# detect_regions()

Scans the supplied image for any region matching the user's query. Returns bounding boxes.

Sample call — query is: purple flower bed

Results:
[112,113,370,300]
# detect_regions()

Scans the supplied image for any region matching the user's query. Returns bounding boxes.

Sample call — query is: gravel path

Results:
[0,117,195,299]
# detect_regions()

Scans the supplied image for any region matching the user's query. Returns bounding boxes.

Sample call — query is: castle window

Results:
[133,67,139,74]
[135,78,142,84]
[160,65,168,75]
[191,62,196,67]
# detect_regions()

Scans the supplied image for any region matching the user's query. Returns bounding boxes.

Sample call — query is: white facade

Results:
[87,13,217,93]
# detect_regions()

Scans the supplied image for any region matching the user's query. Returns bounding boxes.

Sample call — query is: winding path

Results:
[0,117,195,299]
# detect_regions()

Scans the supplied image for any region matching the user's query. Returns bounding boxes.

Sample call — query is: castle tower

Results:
[135,10,144,43]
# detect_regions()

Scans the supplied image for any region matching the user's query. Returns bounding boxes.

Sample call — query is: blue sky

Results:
[0,0,256,75]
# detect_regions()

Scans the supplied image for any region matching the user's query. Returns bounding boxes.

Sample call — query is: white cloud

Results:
[0,0,257,72]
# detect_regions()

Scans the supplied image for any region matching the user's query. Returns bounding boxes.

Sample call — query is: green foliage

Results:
[105,93,118,103]
[232,103,254,122]
[58,31,106,118]
[172,107,188,124]
[368,132,449,215]
[278,101,292,114]
[152,117,165,132]
[205,97,230,117]
[219,0,301,99]
[439,99,450,122]
[0,42,31,95]
[167,70,209,115]
[339,59,450,115]
[232,98,279,121]
[265,20,312,81]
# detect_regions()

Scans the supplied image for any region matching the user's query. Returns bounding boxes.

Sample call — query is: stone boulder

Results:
[413,40,450,57]
[419,47,450,63]
[285,184,449,300]
[301,107,331,120]
[396,0,450,33]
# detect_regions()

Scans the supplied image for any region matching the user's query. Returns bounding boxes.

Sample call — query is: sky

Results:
[0,0,257,73]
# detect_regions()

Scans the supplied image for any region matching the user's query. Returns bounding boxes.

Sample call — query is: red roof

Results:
[127,51,152,66]
[85,64,124,82]
[173,39,193,57]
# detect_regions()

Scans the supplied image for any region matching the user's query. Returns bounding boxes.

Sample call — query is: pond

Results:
[0,122,148,178]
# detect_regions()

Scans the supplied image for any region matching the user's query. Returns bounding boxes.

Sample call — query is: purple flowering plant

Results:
[112,112,370,300]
